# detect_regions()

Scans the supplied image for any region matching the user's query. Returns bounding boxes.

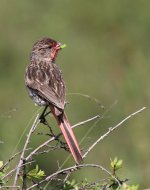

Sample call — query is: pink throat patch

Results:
[51,49,59,60]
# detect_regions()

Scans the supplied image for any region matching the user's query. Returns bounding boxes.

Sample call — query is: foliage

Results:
[27,164,45,180]
[0,156,140,189]
[61,158,139,190]
[63,179,79,190]
[0,107,146,189]
[110,157,123,176]
[0,161,6,185]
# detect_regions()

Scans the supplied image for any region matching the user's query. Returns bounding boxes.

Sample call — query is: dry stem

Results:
[13,114,40,189]
[8,106,146,189]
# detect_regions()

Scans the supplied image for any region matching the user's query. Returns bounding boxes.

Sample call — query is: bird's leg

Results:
[39,105,49,124]
[43,110,51,118]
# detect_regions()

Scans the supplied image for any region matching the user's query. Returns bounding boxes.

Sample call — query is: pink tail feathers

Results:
[51,106,83,164]
[59,113,83,164]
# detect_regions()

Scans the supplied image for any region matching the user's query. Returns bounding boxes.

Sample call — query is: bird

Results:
[25,37,83,164]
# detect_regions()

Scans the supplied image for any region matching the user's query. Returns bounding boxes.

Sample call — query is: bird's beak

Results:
[56,43,67,50]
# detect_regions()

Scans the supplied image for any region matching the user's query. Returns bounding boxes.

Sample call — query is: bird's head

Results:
[31,37,66,62]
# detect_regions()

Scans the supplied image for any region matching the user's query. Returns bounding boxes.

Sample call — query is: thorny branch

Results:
[0,148,32,171]
[0,186,20,189]
[27,163,120,190]
[26,114,100,161]
[83,107,146,158]
[3,106,145,189]
[2,161,35,181]
[63,107,147,182]
[0,151,22,171]
[13,114,40,189]
[6,112,99,189]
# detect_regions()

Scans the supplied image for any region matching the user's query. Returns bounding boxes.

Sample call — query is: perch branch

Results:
[27,163,120,190]
[13,114,40,189]
[26,114,99,161]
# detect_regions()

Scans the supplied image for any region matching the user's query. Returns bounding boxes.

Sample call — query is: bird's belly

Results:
[27,87,47,106]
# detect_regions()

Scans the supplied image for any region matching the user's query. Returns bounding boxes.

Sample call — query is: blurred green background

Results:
[0,0,150,188]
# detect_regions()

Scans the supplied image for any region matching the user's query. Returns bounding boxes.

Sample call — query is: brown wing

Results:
[25,60,66,110]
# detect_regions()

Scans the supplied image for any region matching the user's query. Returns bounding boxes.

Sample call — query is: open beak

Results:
[51,42,67,60]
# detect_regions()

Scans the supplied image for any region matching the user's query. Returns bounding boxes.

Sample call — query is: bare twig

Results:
[13,114,40,189]
[0,149,32,171]
[26,115,99,161]
[0,186,20,189]
[67,92,104,109]
[72,115,100,129]
[10,106,145,189]
[64,107,146,182]
[22,159,27,190]
[2,161,35,180]
[27,163,120,190]
[34,147,58,155]
[83,107,146,158]
[0,152,22,171]
[26,137,55,161]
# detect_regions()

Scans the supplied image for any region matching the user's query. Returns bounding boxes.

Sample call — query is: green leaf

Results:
[110,157,123,170]
[63,180,78,190]
[27,165,45,180]
[0,161,3,168]
[114,157,118,164]
[110,157,118,169]
[116,160,123,170]
[128,184,139,190]
[0,172,5,185]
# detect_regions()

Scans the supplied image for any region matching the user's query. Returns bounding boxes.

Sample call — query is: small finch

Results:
[25,38,83,164]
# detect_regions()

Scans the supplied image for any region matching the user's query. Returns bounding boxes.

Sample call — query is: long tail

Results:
[51,107,83,164]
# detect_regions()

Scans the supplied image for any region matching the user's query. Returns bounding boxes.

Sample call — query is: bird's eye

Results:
[48,42,53,49]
